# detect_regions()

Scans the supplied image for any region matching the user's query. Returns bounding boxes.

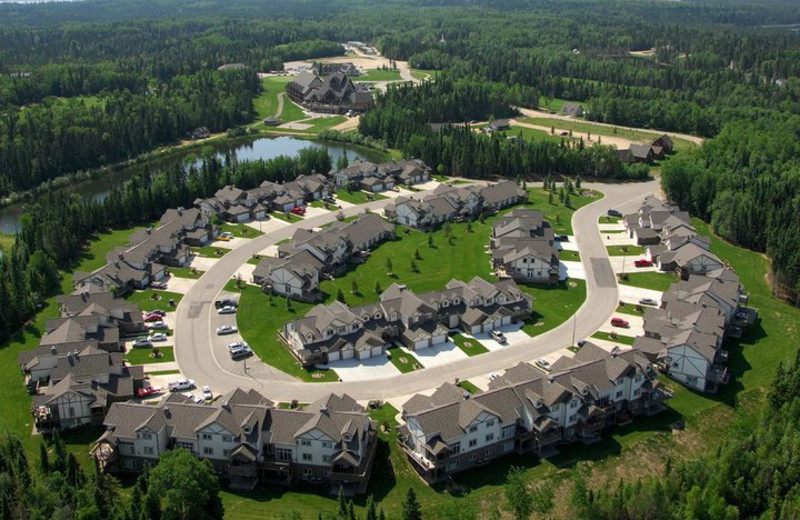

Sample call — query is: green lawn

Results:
[606,245,646,256]
[520,279,587,337]
[167,266,204,279]
[560,250,581,262]
[146,369,181,376]
[523,187,599,235]
[387,347,422,373]
[457,380,481,394]
[591,331,636,346]
[615,303,647,316]
[410,69,438,81]
[253,76,304,123]
[520,117,697,152]
[0,233,15,253]
[618,272,677,292]
[509,125,573,145]
[271,211,302,223]
[601,216,622,224]
[125,290,183,312]
[217,222,264,238]
[334,189,387,204]
[450,332,489,356]
[124,346,175,365]
[232,285,339,382]
[537,96,583,113]
[309,200,335,210]
[357,69,402,81]
[191,245,229,257]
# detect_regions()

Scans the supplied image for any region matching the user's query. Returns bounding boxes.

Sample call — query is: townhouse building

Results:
[92,390,377,494]
[281,277,533,366]
[286,71,374,114]
[398,342,669,482]
[329,159,431,192]
[490,208,560,284]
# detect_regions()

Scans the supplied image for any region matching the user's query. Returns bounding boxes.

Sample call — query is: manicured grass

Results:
[218,222,264,238]
[410,69,438,81]
[520,279,587,337]
[509,125,573,144]
[606,245,646,256]
[254,76,304,123]
[537,96,582,113]
[309,200,335,210]
[591,331,636,346]
[192,245,229,257]
[271,211,302,223]
[457,380,481,394]
[146,369,181,376]
[124,346,175,365]
[357,69,402,81]
[601,216,622,224]
[232,285,339,382]
[387,347,422,373]
[618,272,677,292]
[560,250,581,261]
[247,256,263,266]
[334,189,387,204]
[616,303,647,316]
[450,332,489,356]
[523,187,599,235]
[168,266,204,279]
[520,117,697,152]
[125,290,183,312]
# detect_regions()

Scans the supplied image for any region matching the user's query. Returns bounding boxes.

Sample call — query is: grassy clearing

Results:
[520,279,587,337]
[410,69,438,81]
[125,290,183,312]
[357,69,402,81]
[217,222,264,238]
[271,212,302,223]
[387,347,422,373]
[451,332,489,356]
[125,346,175,365]
[0,233,15,252]
[601,216,622,224]
[457,380,481,394]
[334,190,387,204]
[606,245,646,256]
[191,245,229,257]
[510,125,571,144]
[167,266,204,279]
[524,187,599,235]
[537,96,582,113]
[591,331,636,346]
[560,250,581,262]
[253,76,304,123]
[618,272,677,292]
[278,116,348,135]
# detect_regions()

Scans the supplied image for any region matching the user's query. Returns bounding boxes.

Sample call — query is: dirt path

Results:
[274,92,285,118]
[332,117,360,132]
[510,120,639,149]
[515,107,705,146]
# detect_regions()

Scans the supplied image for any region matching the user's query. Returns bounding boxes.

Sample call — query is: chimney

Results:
[50,346,57,355]
[164,406,171,418]
[222,401,230,410]
[73,349,80,360]
[320,405,329,415]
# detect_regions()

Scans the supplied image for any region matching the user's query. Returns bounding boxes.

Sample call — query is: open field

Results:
[254,76,304,123]
[410,69,438,81]
[357,69,402,81]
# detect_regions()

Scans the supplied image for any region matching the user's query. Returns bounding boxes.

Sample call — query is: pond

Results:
[0,135,385,233]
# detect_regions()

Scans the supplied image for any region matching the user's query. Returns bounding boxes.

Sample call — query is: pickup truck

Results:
[168,379,196,392]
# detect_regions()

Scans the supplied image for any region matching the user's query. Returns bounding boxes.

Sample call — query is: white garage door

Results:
[341,349,354,360]
[471,325,482,334]
[414,339,429,350]
[371,345,383,356]
[328,351,340,362]
[449,315,459,328]
[432,334,447,345]
[501,316,512,325]
[358,349,372,360]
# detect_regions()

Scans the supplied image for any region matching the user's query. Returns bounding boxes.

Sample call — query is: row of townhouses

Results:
[384,180,527,229]
[281,277,533,367]
[398,342,671,482]
[623,196,724,277]
[617,135,675,164]
[18,291,147,431]
[91,390,377,493]
[329,158,431,192]
[74,207,216,294]
[490,208,560,284]
[252,213,396,301]
[634,267,756,392]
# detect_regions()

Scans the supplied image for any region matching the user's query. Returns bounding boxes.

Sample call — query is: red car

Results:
[136,386,162,398]
[634,259,653,268]
[611,317,630,328]
[290,206,306,215]
[144,314,163,322]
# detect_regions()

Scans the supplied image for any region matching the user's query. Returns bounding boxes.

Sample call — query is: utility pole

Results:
[571,314,577,347]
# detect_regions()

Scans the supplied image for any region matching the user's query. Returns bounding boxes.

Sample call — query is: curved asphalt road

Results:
[174,179,660,401]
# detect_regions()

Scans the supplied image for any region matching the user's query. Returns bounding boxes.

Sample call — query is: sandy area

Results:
[510,120,639,150]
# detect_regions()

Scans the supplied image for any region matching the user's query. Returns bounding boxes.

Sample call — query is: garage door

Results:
[371,345,383,356]
[341,349,354,360]
[414,339,429,350]
[358,349,371,360]
[449,315,459,328]
[432,334,447,345]
[328,351,340,362]
[471,325,482,334]
[501,316,512,325]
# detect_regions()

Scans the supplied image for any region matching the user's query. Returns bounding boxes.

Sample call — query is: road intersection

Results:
[173,179,660,402]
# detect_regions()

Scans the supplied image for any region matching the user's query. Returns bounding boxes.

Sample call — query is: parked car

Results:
[634,259,653,268]
[554,234,569,242]
[489,330,507,344]
[639,298,659,306]
[144,313,163,323]
[230,346,253,360]
[217,305,237,315]
[146,321,168,330]
[202,385,213,401]
[577,339,587,347]
[534,358,552,371]
[608,209,623,217]
[168,379,196,392]
[323,196,336,204]
[147,309,167,317]
[136,386,162,398]
[227,341,249,352]
[189,394,205,404]
[132,338,153,349]
[214,298,238,309]
[291,206,306,215]
[148,333,168,342]
[217,231,234,241]
[216,325,238,335]
[611,317,630,328]
[150,281,168,289]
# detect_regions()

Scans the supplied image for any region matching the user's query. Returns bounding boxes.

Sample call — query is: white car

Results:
[168,379,196,392]
[146,321,168,330]
[131,338,153,348]
[534,358,552,371]
[202,385,213,401]
[217,306,237,315]
[216,325,238,335]
[148,333,168,342]
[489,330,507,344]
[187,394,204,404]
[227,341,249,352]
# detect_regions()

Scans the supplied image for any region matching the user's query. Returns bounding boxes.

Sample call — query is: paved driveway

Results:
[189,256,220,271]
[244,218,289,233]
[162,275,198,295]
[465,322,531,352]
[319,354,401,382]
[603,233,637,246]
[558,239,578,251]
[560,261,587,280]
[233,262,257,284]
[617,285,664,306]
[211,236,250,250]
[597,314,644,337]
[598,223,625,232]
[303,206,331,219]
[403,340,469,368]
[609,256,659,274]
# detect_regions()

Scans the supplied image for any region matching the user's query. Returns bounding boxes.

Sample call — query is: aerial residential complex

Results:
[329,158,431,191]
[286,70,374,114]
[92,390,377,493]
[281,277,534,366]
[398,342,670,482]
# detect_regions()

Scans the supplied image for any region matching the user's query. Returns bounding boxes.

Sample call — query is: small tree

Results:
[386,258,393,275]
[337,289,346,302]
[427,234,434,247]
[147,449,224,520]
[444,222,452,238]
[565,191,571,208]
[374,280,382,294]
[410,259,418,272]
[550,125,555,135]
[548,189,554,204]
[350,279,359,295]
[286,297,293,311]
[414,248,421,260]
[466,222,473,233]
[504,466,533,520]
[402,488,422,520]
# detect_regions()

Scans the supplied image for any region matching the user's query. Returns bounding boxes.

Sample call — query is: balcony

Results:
[537,430,562,446]
[580,420,604,434]
[708,364,729,385]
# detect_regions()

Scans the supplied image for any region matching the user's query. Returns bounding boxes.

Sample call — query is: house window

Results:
[321,441,332,449]
[570,401,579,409]
[486,420,495,427]
[469,439,477,448]
[144,447,154,455]
[484,448,492,457]
[139,432,152,440]
[223,449,231,457]
[68,407,75,417]
[323,455,331,463]
[302,453,313,462]
[633,389,640,397]
[568,414,576,423]
[449,443,461,455]
[468,453,476,461]
[634,375,643,383]
[485,433,494,442]
[552,404,560,412]
[203,447,213,456]
[616,391,624,398]
[222,435,233,443]
[201,433,212,440]
[503,441,514,452]
[469,426,477,433]
[300,439,311,446]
